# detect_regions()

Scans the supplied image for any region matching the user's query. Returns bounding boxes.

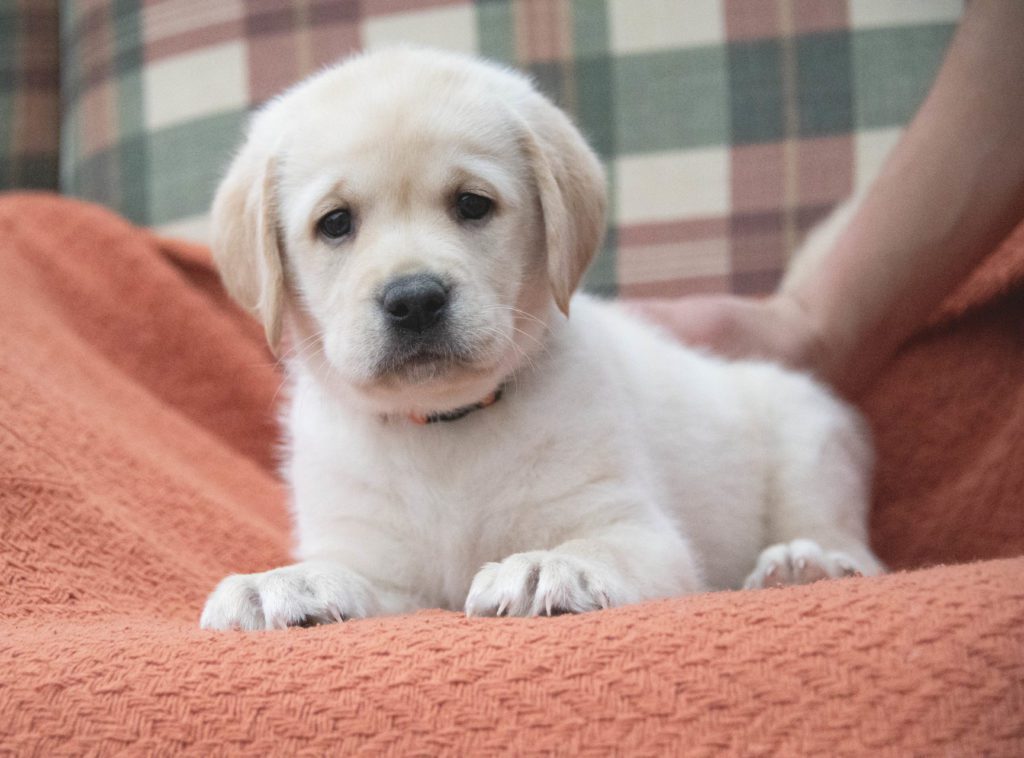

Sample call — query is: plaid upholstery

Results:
[0,0,60,190]
[18,1,964,296]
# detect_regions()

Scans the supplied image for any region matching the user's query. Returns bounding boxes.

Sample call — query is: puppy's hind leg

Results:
[744,371,885,590]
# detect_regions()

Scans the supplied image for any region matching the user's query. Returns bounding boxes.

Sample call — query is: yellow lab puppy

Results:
[200,48,882,630]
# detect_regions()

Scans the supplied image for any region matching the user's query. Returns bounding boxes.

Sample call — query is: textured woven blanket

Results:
[1,194,1022,755]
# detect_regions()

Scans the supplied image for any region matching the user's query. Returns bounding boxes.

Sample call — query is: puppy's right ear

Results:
[211,138,284,355]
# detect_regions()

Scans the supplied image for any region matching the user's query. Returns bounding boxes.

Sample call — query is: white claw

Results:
[496,598,509,617]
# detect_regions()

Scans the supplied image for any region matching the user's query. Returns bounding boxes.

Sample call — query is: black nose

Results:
[380,274,450,333]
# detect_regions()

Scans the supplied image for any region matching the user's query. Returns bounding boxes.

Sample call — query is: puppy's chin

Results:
[371,351,483,388]
[337,342,519,418]
[345,361,501,417]
[316,320,539,416]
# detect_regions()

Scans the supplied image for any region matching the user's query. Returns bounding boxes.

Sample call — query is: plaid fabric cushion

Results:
[51,0,962,296]
[0,0,60,190]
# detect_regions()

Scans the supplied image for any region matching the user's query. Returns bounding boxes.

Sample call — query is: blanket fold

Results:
[1,194,1021,755]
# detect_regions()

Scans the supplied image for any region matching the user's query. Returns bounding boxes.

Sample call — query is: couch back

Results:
[1,0,961,297]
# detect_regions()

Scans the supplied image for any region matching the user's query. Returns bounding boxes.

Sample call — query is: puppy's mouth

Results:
[373,341,476,383]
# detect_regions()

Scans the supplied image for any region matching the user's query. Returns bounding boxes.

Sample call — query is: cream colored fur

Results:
[200,47,882,630]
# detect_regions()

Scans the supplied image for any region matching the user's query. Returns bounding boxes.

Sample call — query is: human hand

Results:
[631,293,836,387]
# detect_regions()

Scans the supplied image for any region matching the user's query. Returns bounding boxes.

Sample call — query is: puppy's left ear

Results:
[521,99,607,315]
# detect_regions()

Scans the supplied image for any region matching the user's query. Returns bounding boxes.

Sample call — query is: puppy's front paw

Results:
[743,539,867,590]
[465,551,621,617]
[199,561,377,631]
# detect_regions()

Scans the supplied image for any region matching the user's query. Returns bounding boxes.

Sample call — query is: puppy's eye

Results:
[317,208,352,239]
[455,192,492,221]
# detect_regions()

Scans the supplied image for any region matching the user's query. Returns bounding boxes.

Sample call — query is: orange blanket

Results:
[1,194,1022,755]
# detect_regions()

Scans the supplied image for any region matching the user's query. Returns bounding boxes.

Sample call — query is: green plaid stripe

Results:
[7,0,962,297]
[853,24,955,128]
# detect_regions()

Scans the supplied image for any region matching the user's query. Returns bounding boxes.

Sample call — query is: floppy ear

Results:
[211,138,285,354]
[520,100,607,315]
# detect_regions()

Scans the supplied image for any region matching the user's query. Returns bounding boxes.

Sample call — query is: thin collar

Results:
[408,387,504,425]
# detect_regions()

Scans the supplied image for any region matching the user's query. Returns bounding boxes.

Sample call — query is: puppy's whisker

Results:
[270,332,332,408]
[481,304,549,330]
[488,320,549,366]
[477,325,537,377]
[507,325,545,350]
[279,332,323,363]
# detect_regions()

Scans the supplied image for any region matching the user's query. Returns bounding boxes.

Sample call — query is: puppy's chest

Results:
[291,398,631,608]
[386,424,580,530]
[365,420,609,544]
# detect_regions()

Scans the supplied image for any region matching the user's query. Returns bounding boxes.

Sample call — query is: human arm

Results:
[642,0,1024,396]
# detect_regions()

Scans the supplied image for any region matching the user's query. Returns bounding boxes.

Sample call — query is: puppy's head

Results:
[212,47,606,415]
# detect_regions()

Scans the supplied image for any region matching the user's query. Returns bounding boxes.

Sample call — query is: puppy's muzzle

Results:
[380,274,450,334]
